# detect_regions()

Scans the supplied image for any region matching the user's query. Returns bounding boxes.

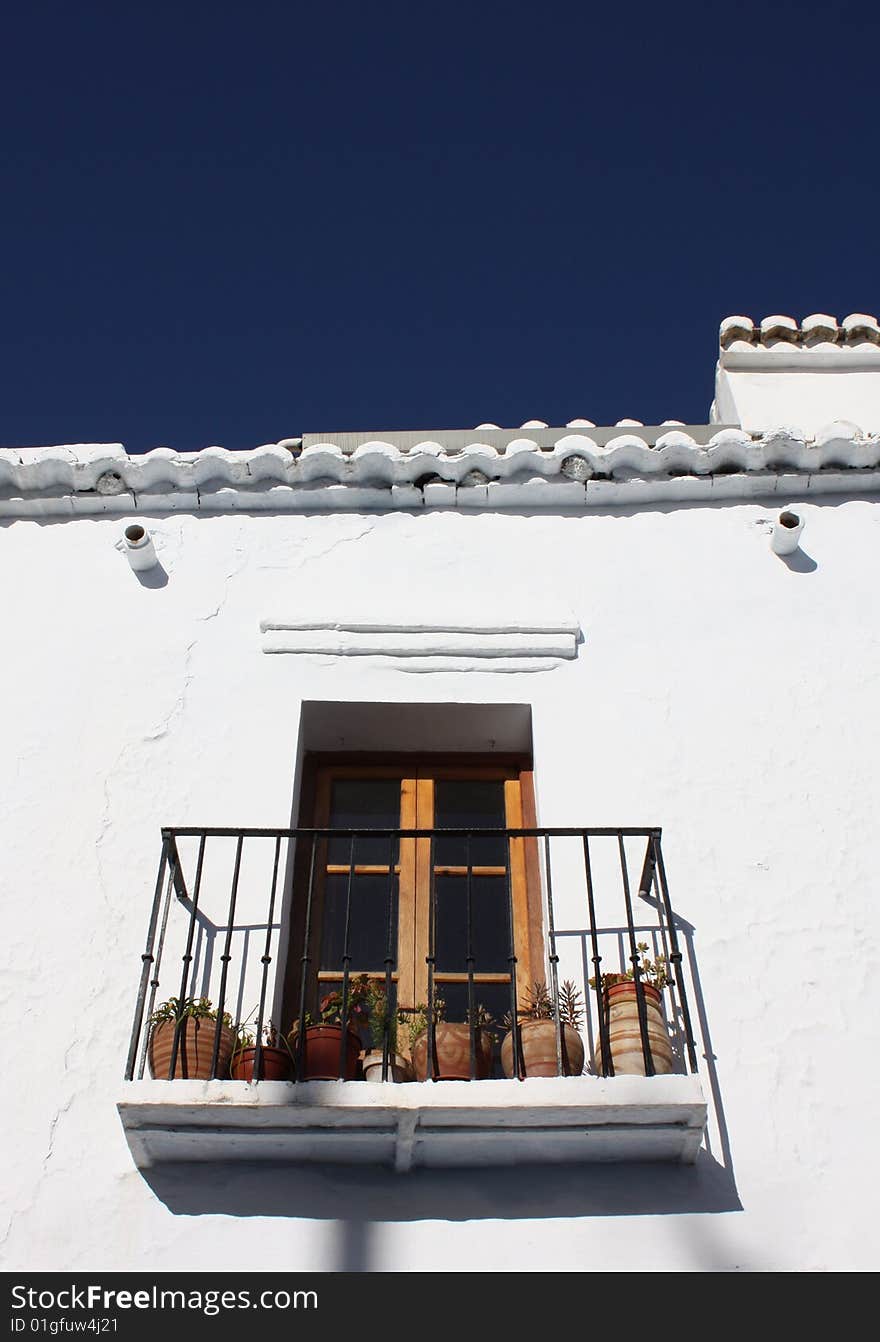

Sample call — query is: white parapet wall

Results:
[713,312,880,436]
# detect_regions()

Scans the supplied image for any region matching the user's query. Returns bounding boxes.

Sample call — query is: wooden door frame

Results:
[281,752,544,1025]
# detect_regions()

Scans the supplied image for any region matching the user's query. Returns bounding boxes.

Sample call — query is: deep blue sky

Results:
[2,2,877,452]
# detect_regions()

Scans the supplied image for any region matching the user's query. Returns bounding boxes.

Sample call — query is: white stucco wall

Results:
[714,355,880,436]
[2,496,878,1272]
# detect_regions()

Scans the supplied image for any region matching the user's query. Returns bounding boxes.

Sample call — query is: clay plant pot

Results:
[411,1023,493,1081]
[295,1024,361,1080]
[230,1045,294,1082]
[361,1050,415,1083]
[593,981,674,1076]
[500,1019,585,1078]
[148,1017,235,1080]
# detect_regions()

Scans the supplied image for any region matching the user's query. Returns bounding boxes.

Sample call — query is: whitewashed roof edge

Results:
[2,424,879,516]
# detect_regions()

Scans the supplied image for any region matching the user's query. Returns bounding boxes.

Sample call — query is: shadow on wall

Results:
[142,1147,741,1228]
[141,898,742,1230]
[136,851,743,1231]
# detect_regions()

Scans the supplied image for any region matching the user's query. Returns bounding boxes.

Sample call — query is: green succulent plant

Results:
[364,980,409,1053]
[149,996,232,1027]
[506,979,584,1029]
[589,942,670,993]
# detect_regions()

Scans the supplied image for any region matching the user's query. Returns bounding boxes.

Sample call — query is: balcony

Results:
[118,825,707,1170]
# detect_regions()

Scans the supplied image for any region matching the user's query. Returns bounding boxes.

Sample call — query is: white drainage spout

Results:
[771,510,805,555]
[121,523,159,571]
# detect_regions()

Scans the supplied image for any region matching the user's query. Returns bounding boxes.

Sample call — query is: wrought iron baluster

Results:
[126,835,170,1081]
[652,832,698,1073]
[210,834,243,1079]
[618,832,654,1076]
[465,832,477,1080]
[169,835,207,1080]
[295,835,318,1082]
[337,833,356,1081]
[150,863,177,1081]
[544,834,563,1078]
[252,834,282,1083]
[381,832,396,1082]
[582,835,613,1077]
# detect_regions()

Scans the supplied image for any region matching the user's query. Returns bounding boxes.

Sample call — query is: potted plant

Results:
[231,1020,295,1082]
[500,979,585,1078]
[590,943,674,1076]
[361,981,414,1082]
[147,996,236,1080]
[410,998,495,1081]
[287,974,371,1080]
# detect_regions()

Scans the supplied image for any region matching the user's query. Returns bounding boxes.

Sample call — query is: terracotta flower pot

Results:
[294,1024,361,1080]
[411,1023,493,1081]
[148,1017,235,1080]
[593,981,674,1076]
[230,1045,294,1082]
[361,1050,414,1083]
[500,1019,585,1078]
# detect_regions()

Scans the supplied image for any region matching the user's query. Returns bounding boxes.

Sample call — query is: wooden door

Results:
[287,756,542,1026]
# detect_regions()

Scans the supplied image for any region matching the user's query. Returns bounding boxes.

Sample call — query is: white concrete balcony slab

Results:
[118,1075,707,1173]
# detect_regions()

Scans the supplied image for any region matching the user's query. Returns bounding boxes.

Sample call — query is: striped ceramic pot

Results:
[593,982,673,1076]
[148,1017,235,1080]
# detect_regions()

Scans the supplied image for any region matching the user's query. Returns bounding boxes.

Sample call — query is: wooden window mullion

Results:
[412,773,434,1006]
[395,775,419,1009]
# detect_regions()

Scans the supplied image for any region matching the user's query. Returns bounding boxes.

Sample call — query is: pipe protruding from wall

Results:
[122,523,159,572]
[770,510,805,556]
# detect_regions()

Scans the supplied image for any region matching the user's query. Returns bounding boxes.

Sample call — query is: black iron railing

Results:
[125,826,699,1084]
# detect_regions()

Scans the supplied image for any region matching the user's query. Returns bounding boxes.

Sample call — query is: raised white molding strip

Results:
[260,617,580,665]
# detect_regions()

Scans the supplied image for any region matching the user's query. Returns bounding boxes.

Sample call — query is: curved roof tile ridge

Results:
[2,426,879,514]
[720,311,880,348]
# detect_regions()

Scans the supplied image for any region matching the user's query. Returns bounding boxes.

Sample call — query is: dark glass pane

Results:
[327,778,402,865]
[320,872,398,973]
[434,779,508,867]
[435,875,511,973]
[435,980,512,1078]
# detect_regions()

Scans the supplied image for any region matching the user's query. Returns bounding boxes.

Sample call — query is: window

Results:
[281,756,544,1038]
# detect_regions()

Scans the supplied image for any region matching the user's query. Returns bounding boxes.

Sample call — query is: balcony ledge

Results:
[118,1075,707,1172]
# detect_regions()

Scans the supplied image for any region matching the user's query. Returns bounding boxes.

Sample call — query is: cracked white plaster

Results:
[1,502,879,1272]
